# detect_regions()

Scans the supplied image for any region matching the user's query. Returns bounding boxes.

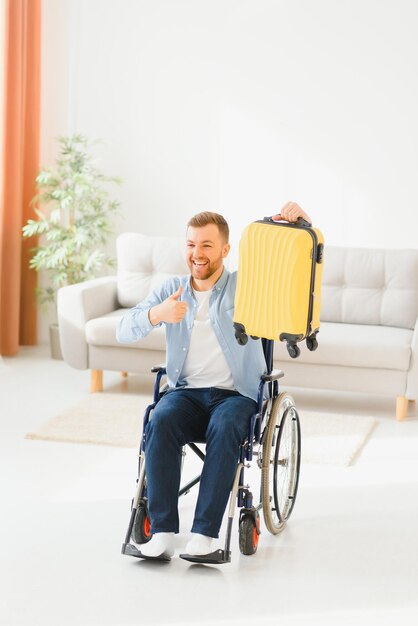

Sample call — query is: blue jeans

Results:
[144,387,257,538]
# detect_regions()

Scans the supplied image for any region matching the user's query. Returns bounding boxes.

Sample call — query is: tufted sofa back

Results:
[117,234,418,331]
[321,246,418,329]
[116,232,188,307]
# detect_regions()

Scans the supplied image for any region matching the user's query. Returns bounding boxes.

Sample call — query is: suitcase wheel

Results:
[306,335,318,351]
[234,323,248,346]
[237,332,248,346]
[287,343,300,359]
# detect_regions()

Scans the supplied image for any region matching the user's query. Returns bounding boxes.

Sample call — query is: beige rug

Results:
[25,393,378,466]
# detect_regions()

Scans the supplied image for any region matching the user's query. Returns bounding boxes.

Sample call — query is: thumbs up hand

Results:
[170,285,184,301]
[149,285,189,325]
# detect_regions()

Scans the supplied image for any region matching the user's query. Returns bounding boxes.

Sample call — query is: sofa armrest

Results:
[57,276,118,369]
[406,316,418,400]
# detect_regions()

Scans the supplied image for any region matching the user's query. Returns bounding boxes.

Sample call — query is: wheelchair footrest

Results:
[121,542,171,562]
[179,549,231,565]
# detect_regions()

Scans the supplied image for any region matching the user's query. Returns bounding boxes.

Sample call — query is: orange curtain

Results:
[0,0,42,356]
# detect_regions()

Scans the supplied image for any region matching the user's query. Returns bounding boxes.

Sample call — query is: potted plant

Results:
[22,134,121,359]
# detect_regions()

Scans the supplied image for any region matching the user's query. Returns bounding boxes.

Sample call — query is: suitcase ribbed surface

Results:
[234,222,314,340]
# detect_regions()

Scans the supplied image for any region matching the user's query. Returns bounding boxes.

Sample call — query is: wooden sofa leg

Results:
[396,396,408,421]
[90,370,103,393]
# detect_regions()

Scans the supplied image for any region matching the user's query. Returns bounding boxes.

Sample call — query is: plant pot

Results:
[49,323,63,360]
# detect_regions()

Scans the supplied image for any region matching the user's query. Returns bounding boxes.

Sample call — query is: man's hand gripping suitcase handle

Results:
[269,201,312,226]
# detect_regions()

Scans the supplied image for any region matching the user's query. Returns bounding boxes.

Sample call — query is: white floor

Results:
[1,347,418,626]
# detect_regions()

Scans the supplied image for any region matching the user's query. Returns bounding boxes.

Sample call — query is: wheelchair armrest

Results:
[151,364,167,374]
[151,365,167,403]
[261,369,284,382]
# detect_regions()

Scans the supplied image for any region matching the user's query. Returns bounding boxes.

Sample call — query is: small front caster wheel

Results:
[239,514,260,555]
[287,344,300,359]
[132,502,152,544]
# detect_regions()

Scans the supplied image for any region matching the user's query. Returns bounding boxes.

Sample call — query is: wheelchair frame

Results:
[122,339,301,564]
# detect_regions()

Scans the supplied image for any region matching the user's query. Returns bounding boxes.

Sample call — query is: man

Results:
[117,201,311,560]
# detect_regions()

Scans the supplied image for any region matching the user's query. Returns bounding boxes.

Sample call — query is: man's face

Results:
[186,224,230,282]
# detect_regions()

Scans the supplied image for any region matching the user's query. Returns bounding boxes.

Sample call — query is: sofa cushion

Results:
[116,232,189,308]
[321,247,418,329]
[88,311,412,373]
[86,309,166,350]
[274,322,413,371]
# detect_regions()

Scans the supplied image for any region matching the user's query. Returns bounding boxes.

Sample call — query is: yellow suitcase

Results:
[233,217,325,358]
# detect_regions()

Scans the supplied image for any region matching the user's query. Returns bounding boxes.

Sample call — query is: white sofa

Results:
[57,232,418,420]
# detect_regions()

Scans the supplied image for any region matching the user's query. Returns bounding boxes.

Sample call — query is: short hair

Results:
[187,211,229,243]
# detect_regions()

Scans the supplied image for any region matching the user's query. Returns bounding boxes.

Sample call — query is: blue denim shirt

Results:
[116,268,267,401]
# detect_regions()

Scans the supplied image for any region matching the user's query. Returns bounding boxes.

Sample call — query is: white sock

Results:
[185,533,213,555]
[136,532,175,558]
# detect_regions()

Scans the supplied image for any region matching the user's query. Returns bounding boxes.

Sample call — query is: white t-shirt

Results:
[181,289,235,390]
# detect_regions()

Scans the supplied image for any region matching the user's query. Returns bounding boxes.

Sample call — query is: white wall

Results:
[39,0,418,335]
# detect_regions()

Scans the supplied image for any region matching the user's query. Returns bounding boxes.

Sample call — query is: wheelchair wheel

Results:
[261,392,301,535]
[132,499,152,544]
[239,512,260,556]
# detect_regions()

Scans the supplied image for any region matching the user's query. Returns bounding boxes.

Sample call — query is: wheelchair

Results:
[121,338,301,564]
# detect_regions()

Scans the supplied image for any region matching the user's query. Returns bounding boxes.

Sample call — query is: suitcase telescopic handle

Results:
[264,215,312,228]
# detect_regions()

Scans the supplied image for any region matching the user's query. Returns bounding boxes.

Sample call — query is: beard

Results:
[188,257,222,281]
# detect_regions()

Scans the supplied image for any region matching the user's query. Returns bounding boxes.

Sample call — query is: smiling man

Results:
[117,202,311,560]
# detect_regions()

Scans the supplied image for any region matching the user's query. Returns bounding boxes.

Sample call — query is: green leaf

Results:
[84,249,104,272]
